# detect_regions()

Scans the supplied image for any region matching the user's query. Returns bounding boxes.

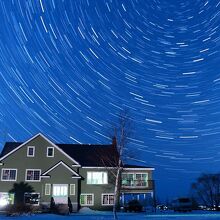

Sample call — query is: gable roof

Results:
[41,161,81,178]
[0,134,119,167]
[0,133,153,169]
[0,133,81,166]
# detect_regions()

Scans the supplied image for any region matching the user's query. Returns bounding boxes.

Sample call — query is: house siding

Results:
[79,168,116,210]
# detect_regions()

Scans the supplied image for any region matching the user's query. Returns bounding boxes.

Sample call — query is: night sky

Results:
[0,0,220,201]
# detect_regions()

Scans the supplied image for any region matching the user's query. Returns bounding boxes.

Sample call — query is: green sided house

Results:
[0,133,154,211]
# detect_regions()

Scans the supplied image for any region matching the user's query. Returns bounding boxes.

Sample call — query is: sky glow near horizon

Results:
[0,0,220,199]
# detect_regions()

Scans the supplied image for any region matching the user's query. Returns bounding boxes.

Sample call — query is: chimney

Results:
[112,136,117,149]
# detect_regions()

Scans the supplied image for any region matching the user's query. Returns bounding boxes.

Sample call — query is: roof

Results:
[0,134,153,169]
[41,161,81,178]
[0,142,22,157]
[123,164,155,170]
[0,142,119,167]
[57,144,119,167]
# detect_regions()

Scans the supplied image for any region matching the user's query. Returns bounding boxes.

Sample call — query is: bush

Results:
[6,204,34,216]
[68,197,73,213]
[56,204,69,215]
[124,200,143,212]
[50,197,56,213]
[40,204,50,213]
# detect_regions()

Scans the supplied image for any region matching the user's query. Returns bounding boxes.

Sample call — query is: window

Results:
[102,194,114,206]
[24,193,40,205]
[80,194,94,206]
[135,173,148,186]
[0,192,14,206]
[27,146,35,157]
[26,169,41,181]
[122,173,134,186]
[70,184,75,195]
[122,173,148,187]
[47,147,54,157]
[45,184,51,195]
[87,172,108,184]
[53,185,68,196]
[1,169,17,181]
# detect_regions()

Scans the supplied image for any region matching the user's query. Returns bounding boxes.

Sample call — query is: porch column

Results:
[121,193,125,206]
[150,192,154,198]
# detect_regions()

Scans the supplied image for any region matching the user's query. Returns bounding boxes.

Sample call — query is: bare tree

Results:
[109,110,133,219]
[95,110,135,219]
[191,173,220,209]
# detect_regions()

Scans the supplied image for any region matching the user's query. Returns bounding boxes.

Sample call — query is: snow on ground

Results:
[1,211,220,220]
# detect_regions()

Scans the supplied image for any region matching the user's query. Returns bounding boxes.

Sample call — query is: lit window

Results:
[24,193,40,205]
[102,194,114,205]
[80,194,94,206]
[47,147,54,157]
[122,173,148,187]
[53,185,68,196]
[135,173,148,186]
[1,169,17,181]
[45,184,51,195]
[70,184,75,195]
[26,169,41,181]
[0,193,14,206]
[122,173,134,186]
[87,172,108,184]
[27,146,35,157]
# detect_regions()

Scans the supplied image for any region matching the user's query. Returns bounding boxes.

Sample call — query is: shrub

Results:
[56,204,69,215]
[50,197,56,213]
[68,197,73,213]
[124,200,143,212]
[6,204,34,216]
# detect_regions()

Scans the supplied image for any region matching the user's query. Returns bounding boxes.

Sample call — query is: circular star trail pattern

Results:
[0,0,220,198]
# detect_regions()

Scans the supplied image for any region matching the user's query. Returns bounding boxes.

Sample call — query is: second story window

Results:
[1,169,17,181]
[122,173,148,187]
[26,169,41,181]
[47,147,54,157]
[27,146,35,157]
[87,172,108,184]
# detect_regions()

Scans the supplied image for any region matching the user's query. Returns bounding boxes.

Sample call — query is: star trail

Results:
[0,0,220,199]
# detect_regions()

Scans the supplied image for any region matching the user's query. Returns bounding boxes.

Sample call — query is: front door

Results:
[52,184,68,204]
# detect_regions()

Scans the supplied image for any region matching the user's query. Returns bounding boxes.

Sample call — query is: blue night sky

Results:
[0,0,220,201]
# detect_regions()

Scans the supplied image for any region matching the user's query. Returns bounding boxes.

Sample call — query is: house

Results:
[0,133,154,211]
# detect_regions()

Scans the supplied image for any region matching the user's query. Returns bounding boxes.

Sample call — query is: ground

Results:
[1,210,220,220]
